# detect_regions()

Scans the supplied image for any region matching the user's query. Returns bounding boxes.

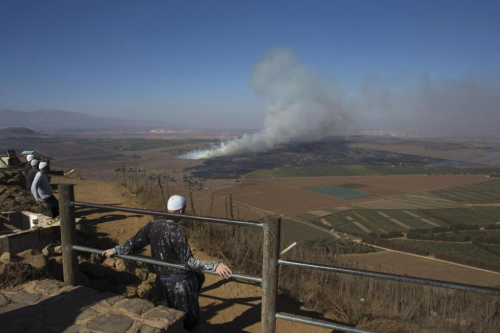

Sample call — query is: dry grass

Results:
[0,261,48,289]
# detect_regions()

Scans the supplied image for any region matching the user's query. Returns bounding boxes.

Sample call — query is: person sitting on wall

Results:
[24,154,36,178]
[31,161,59,218]
[26,159,39,190]
[102,195,232,330]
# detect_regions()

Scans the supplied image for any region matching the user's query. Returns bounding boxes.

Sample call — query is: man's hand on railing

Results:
[102,248,116,258]
[215,263,232,279]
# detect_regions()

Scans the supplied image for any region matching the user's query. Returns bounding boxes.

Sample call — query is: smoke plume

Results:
[179,48,347,159]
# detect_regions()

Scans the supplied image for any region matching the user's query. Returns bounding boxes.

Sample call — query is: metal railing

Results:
[58,184,500,333]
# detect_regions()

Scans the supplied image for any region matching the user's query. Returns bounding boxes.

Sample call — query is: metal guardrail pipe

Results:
[73,245,262,284]
[276,313,378,333]
[72,202,263,228]
[279,259,500,296]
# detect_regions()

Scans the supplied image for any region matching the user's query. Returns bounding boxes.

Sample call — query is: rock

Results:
[10,291,41,305]
[80,261,115,278]
[114,258,128,272]
[34,279,65,296]
[89,253,102,263]
[103,257,117,268]
[147,273,157,283]
[1,323,29,332]
[115,285,137,298]
[135,268,149,281]
[60,324,87,333]
[75,307,98,322]
[87,313,134,333]
[88,292,124,306]
[137,281,162,303]
[136,281,154,298]
[44,299,83,326]
[42,244,56,256]
[0,252,11,261]
[0,293,11,306]
[142,305,185,331]
[115,298,154,316]
[138,325,162,333]
[21,253,48,270]
[16,249,41,258]
[25,326,51,333]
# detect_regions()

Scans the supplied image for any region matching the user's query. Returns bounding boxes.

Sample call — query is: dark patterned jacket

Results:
[114,219,218,277]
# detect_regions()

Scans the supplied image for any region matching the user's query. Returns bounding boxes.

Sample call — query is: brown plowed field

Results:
[214,175,488,215]
[262,174,486,191]
[232,189,346,215]
[343,251,500,288]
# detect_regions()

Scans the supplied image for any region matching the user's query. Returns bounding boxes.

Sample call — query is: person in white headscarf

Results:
[24,154,36,178]
[26,159,40,190]
[102,195,232,330]
[31,162,59,218]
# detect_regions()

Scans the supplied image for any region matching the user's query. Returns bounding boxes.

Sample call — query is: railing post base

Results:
[262,214,281,333]
[59,184,79,286]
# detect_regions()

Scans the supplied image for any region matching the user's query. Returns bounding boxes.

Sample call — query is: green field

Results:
[323,209,440,235]
[281,218,336,244]
[316,208,500,236]
[307,186,372,200]
[246,166,500,178]
[431,179,500,202]
[245,169,273,179]
[389,239,500,271]
[421,208,500,226]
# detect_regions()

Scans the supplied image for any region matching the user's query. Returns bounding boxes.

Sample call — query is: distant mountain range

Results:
[0,109,162,133]
[0,127,46,137]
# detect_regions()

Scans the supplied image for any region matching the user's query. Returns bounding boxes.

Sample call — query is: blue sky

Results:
[1,1,499,129]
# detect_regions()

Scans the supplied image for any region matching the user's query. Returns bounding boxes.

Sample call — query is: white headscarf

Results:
[167,195,186,211]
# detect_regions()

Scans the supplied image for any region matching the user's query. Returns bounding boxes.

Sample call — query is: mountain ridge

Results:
[0,109,162,133]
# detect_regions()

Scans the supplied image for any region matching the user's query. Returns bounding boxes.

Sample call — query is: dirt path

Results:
[53,176,332,333]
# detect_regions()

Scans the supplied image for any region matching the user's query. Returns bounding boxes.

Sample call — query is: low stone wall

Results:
[0,224,60,257]
[0,279,187,333]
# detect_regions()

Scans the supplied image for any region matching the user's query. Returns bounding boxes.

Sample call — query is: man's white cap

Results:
[167,195,186,211]
[31,159,39,166]
[39,162,48,170]
[27,154,35,162]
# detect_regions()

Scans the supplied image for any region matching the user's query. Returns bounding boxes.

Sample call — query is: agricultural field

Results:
[215,174,490,215]
[343,251,500,287]
[281,218,336,244]
[431,178,500,202]
[316,208,500,237]
[322,209,436,235]
[420,207,500,226]
[306,185,372,200]
[388,239,500,271]
[246,165,500,178]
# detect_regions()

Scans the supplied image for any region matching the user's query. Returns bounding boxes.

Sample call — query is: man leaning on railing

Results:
[102,195,232,330]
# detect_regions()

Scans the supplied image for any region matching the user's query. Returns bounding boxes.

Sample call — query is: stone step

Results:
[0,279,187,333]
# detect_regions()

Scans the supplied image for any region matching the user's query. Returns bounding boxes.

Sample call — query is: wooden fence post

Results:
[59,184,79,286]
[262,214,281,333]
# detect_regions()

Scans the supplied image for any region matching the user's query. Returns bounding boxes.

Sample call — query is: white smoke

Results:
[179,48,346,159]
